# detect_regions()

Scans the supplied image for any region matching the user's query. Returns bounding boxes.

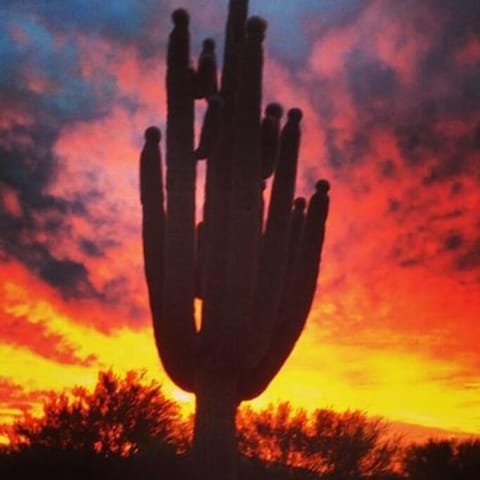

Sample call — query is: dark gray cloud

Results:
[37,250,95,298]
[325,127,372,170]
[0,115,105,300]
[456,239,480,272]
[308,0,480,185]
[251,0,368,69]
[0,24,114,124]
[346,49,397,113]
[378,159,396,179]
[443,232,464,252]
[79,237,104,257]
[1,0,479,301]
[0,0,171,58]
[386,203,480,278]
[0,2,131,302]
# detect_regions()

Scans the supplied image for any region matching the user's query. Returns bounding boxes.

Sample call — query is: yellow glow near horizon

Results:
[1,274,480,441]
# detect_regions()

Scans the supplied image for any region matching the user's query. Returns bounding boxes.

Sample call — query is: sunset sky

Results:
[1,0,479,442]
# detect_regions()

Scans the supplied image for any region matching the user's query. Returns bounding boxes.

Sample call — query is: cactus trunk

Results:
[193,370,238,480]
[139,1,330,478]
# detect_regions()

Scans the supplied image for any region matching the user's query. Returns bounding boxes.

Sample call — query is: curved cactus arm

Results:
[238,181,330,400]
[162,9,197,392]
[247,108,302,369]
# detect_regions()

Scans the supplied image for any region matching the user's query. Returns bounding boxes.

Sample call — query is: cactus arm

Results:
[238,181,330,400]
[221,0,249,118]
[285,197,307,282]
[195,95,223,160]
[261,103,283,179]
[286,180,330,321]
[195,221,205,299]
[162,9,197,392]
[199,2,248,360]
[247,108,302,369]
[140,127,164,321]
[199,126,232,367]
[194,38,218,100]
[221,17,266,367]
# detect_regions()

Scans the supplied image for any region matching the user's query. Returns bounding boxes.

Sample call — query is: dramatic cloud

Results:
[0,311,96,367]
[0,0,479,436]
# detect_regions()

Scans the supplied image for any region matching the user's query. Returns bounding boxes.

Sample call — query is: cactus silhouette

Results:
[140,1,330,479]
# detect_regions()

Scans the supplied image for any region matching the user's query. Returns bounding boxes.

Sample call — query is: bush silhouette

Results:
[6,370,181,456]
[403,438,480,480]
[5,370,477,480]
[237,402,399,479]
[1,370,190,480]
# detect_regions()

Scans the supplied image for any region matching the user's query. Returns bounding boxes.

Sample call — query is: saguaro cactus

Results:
[140,1,330,478]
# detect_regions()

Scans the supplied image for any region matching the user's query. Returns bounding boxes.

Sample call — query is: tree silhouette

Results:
[237,402,399,479]
[139,1,330,478]
[403,438,480,480]
[237,402,308,466]
[404,439,457,480]
[456,439,480,480]
[305,408,398,479]
[7,370,181,457]
[5,371,477,480]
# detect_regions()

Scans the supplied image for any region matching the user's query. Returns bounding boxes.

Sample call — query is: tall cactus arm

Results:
[247,108,302,369]
[221,0,249,119]
[140,127,164,321]
[199,118,231,366]
[238,180,330,400]
[199,2,248,360]
[261,103,283,179]
[194,38,218,100]
[195,221,205,299]
[284,179,330,329]
[162,9,196,392]
[222,17,266,367]
[195,94,223,160]
[285,197,307,281]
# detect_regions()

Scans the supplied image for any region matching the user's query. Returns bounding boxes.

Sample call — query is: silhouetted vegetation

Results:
[0,371,189,480]
[238,402,400,479]
[402,438,480,480]
[5,370,183,456]
[2,370,478,479]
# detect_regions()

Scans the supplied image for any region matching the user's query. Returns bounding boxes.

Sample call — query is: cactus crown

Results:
[171,8,189,26]
[203,38,215,52]
[145,126,161,143]
[266,102,283,119]
[294,197,307,211]
[288,108,303,123]
[246,16,267,40]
